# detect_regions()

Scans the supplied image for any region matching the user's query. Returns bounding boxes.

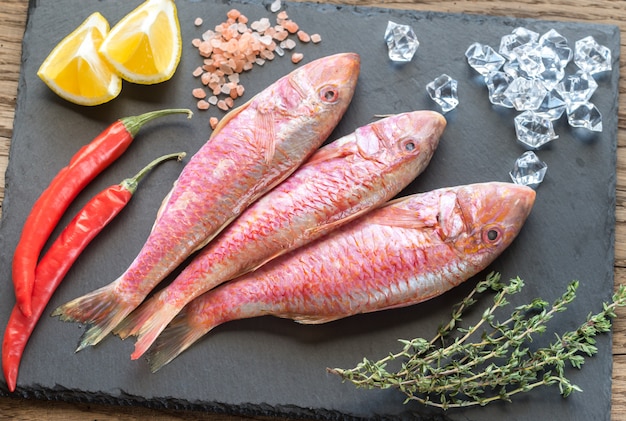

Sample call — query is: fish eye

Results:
[401,138,418,153]
[319,85,339,103]
[483,227,502,244]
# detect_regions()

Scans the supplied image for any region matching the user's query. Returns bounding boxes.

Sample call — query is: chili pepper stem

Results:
[121,109,193,138]
[120,152,186,194]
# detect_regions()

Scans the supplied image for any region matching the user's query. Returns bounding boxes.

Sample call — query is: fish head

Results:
[438,182,536,267]
[286,52,360,125]
[357,110,445,169]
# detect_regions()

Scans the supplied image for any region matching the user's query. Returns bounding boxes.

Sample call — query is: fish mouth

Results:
[497,183,536,223]
[298,52,361,94]
[368,110,446,158]
[318,52,361,94]
[408,110,446,156]
[455,182,536,243]
[442,182,536,259]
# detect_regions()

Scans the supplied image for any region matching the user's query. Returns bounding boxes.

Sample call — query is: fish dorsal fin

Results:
[209,100,247,139]
[366,205,436,230]
[209,96,255,139]
[151,181,176,232]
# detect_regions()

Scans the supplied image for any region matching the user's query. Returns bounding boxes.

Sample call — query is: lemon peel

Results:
[37,12,122,106]
[99,0,182,84]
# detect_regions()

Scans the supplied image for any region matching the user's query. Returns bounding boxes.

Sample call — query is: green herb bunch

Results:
[329,272,626,409]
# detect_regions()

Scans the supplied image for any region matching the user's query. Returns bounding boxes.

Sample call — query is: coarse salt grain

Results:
[200,72,212,85]
[217,99,229,110]
[297,30,310,43]
[274,29,289,42]
[192,88,207,99]
[282,20,299,34]
[270,0,282,13]
[191,8,321,115]
[210,116,220,129]
[311,33,322,43]
[197,100,210,110]
[280,39,296,50]
[194,17,203,26]
[226,9,241,20]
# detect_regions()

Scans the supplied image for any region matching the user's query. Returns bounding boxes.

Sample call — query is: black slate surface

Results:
[0,0,620,419]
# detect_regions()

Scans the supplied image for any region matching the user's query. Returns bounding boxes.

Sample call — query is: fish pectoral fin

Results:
[254,105,277,164]
[367,206,436,230]
[304,206,375,238]
[301,141,356,167]
[246,206,381,273]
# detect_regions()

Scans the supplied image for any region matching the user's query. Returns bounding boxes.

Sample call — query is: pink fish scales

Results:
[146,182,536,371]
[53,53,361,350]
[115,110,446,359]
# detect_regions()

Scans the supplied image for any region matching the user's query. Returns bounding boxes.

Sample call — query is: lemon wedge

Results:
[37,12,122,106]
[99,0,182,84]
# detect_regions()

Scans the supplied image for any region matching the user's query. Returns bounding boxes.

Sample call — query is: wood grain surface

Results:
[1,0,625,420]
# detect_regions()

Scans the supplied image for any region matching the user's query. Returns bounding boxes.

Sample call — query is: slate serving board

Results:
[0,0,620,419]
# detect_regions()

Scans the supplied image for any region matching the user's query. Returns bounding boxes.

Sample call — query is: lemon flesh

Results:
[37,12,122,106]
[100,0,182,84]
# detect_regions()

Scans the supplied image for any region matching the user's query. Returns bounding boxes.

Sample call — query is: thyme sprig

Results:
[329,272,626,409]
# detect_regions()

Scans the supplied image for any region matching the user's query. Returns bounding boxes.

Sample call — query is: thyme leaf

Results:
[329,272,626,409]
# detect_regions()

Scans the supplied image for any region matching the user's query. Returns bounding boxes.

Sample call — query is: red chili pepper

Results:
[2,152,186,392]
[12,108,192,317]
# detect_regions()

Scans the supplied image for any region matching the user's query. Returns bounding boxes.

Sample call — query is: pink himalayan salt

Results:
[291,52,304,64]
[273,28,289,42]
[296,30,310,43]
[192,66,204,77]
[226,9,241,20]
[210,117,219,129]
[192,88,207,99]
[282,20,299,34]
[191,8,320,114]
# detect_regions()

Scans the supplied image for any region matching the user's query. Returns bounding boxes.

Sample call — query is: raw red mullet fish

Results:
[115,110,447,359]
[145,182,535,372]
[52,53,361,350]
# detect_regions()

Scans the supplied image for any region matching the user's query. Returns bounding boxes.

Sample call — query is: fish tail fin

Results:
[124,300,180,361]
[51,282,137,351]
[113,295,161,339]
[145,308,212,372]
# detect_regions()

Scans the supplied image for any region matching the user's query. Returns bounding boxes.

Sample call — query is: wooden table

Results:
[1,0,626,419]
